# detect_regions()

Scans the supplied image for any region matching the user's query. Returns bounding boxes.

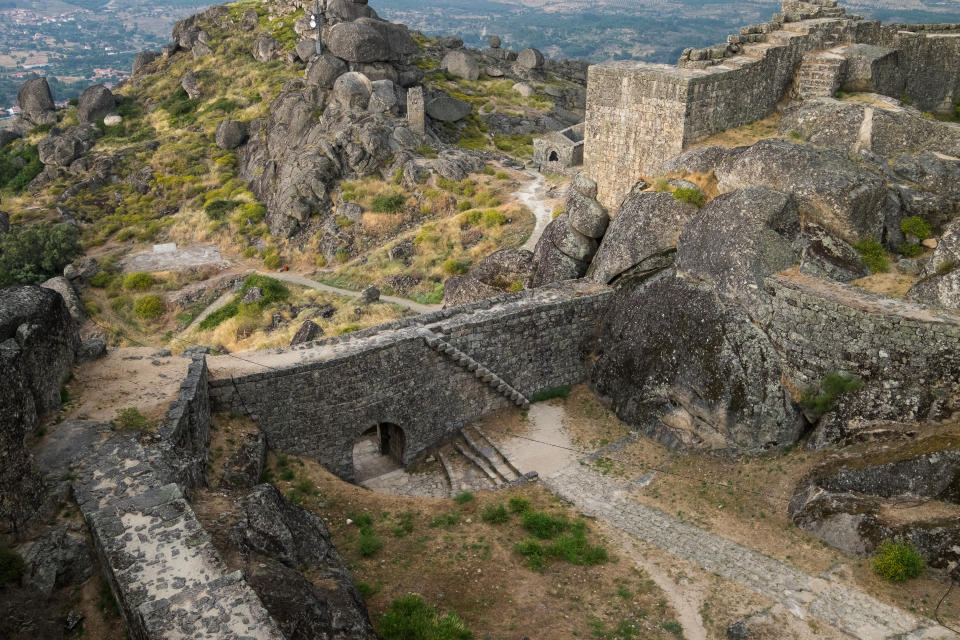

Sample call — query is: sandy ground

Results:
[60,346,190,425]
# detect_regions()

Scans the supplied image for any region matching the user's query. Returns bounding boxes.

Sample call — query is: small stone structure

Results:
[584,0,960,210]
[406,85,425,137]
[533,122,585,174]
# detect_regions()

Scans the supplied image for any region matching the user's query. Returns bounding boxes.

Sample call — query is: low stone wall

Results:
[208,283,612,480]
[765,274,960,421]
[158,354,211,490]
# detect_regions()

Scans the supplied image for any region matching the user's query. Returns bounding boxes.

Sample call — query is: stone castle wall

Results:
[208,283,612,481]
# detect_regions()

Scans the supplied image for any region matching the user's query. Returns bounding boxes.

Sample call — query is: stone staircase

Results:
[421,328,530,409]
[438,425,524,495]
[792,49,848,99]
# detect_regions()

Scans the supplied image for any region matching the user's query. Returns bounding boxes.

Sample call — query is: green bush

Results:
[160,88,200,125]
[371,193,407,214]
[508,497,531,514]
[900,216,932,241]
[358,530,384,557]
[0,143,43,193]
[198,274,288,330]
[443,259,469,275]
[123,271,155,290]
[0,222,82,286]
[481,503,510,524]
[462,210,482,226]
[90,270,114,288]
[515,520,608,570]
[134,295,164,319]
[899,244,923,257]
[113,407,151,431]
[379,595,472,640]
[873,539,924,582]
[453,491,474,504]
[854,238,889,273]
[457,200,473,212]
[521,511,569,539]
[673,186,706,208]
[800,372,864,416]
[205,199,239,220]
[263,253,282,269]
[530,386,571,403]
[0,546,25,584]
[482,209,507,228]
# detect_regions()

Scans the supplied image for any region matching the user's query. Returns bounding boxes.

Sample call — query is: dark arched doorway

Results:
[352,423,406,483]
[548,150,559,162]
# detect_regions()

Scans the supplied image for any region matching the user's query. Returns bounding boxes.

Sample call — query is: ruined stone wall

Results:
[765,274,960,420]
[870,27,960,112]
[208,285,612,480]
[157,354,211,491]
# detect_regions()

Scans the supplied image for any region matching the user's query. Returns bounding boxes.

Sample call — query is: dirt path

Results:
[517,171,552,252]
[263,270,442,314]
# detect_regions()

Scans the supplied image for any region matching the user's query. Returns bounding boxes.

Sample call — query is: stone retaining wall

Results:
[158,354,211,490]
[208,283,612,480]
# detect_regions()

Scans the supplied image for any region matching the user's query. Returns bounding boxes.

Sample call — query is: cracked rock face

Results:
[20,525,95,595]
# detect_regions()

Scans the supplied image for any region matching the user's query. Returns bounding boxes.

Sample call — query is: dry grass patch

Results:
[695,112,782,149]
[850,272,918,299]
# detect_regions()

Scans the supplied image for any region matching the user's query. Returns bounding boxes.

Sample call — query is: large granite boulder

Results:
[443,49,480,81]
[565,175,609,239]
[215,119,249,150]
[132,50,160,75]
[662,146,732,175]
[425,91,472,122]
[295,38,317,63]
[18,77,56,126]
[517,48,544,70]
[443,275,501,307]
[20,525,95,595]
[253,36,280,62]
[715,139,889,245]
[530,216,591,288]
[326,0,378,23]
[326,18,416,63]
[246,558,377,640]
[588,191,696,285]
[38,127,94,168]
[290,319,323,346]
[76,84,115,124]
[332,71,373,111]
[590,274,804,452]
[41,276,84,324]
[469,249,533,289]
[306,54,348,88]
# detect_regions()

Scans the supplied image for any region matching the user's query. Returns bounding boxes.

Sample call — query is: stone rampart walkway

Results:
[542,462,955,640]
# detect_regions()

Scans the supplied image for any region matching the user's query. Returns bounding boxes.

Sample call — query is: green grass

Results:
[430,510,461,528]
[197,274,289,330]
[873,539,924,582]
[521,511,570,539]
[379,594,472,640]
[358,530,384,557]
[113,407,152,431]
[134,295,164,319]
[672,186,706,208]
[0,142,42,193]
[453,491,474,504]
[900,216,931,241]
[530,386,572,403]
[854,238,890,273]
[371,193,407,213]
[800,371,864,416]
[508,496,531,513]
[481,503,510,524]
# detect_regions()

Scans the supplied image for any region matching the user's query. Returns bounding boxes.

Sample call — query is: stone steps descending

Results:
[462,425,521,482]
[792,50,848,99]
[442,444,498,494]
[421,328,530,409]
[453,440,501,482]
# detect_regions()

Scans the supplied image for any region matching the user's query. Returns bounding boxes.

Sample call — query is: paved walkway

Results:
[517,171,552,252]
[541,461,954,640]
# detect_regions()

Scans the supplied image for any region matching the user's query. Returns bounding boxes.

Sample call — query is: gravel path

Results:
[517,171,552,252]
[542,462,954,640]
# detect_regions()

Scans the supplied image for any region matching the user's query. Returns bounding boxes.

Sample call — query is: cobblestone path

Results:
[542,462,956,640]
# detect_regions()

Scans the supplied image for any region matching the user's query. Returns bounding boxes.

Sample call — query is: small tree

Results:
[0,222,82,286]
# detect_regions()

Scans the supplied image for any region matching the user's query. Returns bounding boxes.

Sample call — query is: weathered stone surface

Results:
[530,227,589,287]
[443,275,501,307]
[513,82,534,97]
[443,49,480,81]
[77,337,107,363]
[349,60,398,83]
[715,140,889,245]
[591,274,804,452]
[192,41,213,59]
[246,557,377,640]
[253,36,281,62]
[290,319,323,345]
[907,218,960,309]
[0,130,20,151]
[425,91,472,122]
[517,48,544,70]
[326,0,377,23]
[305,53,348,88]
[542,213,597,262]
[469,249,533,289]
[37,127,93,168]
[566,188,609,240]
[795,223,869,282]
[132,50,159,75]
[432,149,484,181]
[488,35,502,49]
[18,77,56,126]
[240,8,258,31]
[235,484,335,567]
[41,276,84,324]
[360,285,380,303]
[368,79,398,113]
[180,71,201,100]
[589,192,695,284]
[332,71,373,110]
[215,119,248,150]
[326,18,416,63]
[20,525,94,595]
[220,432,266,488]
[295,38,317,63]
[662,145,732,175]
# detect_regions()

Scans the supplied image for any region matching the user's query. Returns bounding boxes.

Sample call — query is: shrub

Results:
[123,271,155,290]
[800,371,864,416]
[900,216,932,241]
[482,209,507,227]
[90,270,114,288]
[133,295,164,319]
[113,407,151,431]
[453,491,474,504]
[673,186,706,208]
[515,520,608,570]
[358,530,383,557]
[457,200,473,212]
[508,497,531,514]
[198,275,288,330]
[495,172,509,180]
[443,259,469,275]
[0,546,25,584]
[854,238,889,273]
[899,244,923,257]
[263,253,282,269]
[357,582,379,597]
[873,539,924,582]
[0,143,43,192]
[521,511,569,539]
[336,248,351,264]
[371,193,407,214]
[205,199,239,220]
[0,222,82,286]
[379,595,472,640]
[530,386,571,403]
[430,511,460,527]
[462,210,482,226]
[481,503,510,524]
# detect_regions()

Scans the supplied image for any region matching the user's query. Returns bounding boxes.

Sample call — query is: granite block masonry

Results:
[584,0,960,210]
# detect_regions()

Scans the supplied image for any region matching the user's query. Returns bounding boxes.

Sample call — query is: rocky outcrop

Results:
[443,49,480,81]
[37,127,95,168]
[20,525,95,595]
[425,90,472,122]
[306,54,348,88]
[18,77,56,126]
[326,18,417,63]
[220,432,266,489]
[590,274,804,452]
[290,319,323,345]
[76,84,115,125]
[443,275,501,307]
[215,119,248,150]
[41,276,84,324]
[469,249,533,289]
[531,213,594,287]
[907,218,960,310]
[132,50,159,75]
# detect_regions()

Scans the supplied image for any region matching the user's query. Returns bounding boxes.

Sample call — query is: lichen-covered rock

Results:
[37,127,94,168]
[443,49,480,81]
[295,38,317,63]
[368,79,398,114]
[77,84,115,125]
[76,337,107,363]
[662,145,732,175]
[542,213,597,263]
[425,90,472,122]
[41,276,84,324]
[431,149,484,181]
[180,71,201,99]
[132,50,159,75]
[907,218,960,309]
[220,432,267,488]
[530,224,589,288]
[468,249,533,289]
[566,184,608,239]
[290,320,323,346]
[326,18,416,63]
[715,139,888,244]
[443,275,501,307]
[18,77,56,126]
[517,48,544,70]
[20,525,95,595]
[795,223,869,282]
[332,71,373,110]
[215,119,249,150]
[590,274,804,452]
[360,285,380,303]
[246,558,377,640]
[325,0,378,24]
[305,53,348,88]
[589,192,695,284]
[253,36,281,62]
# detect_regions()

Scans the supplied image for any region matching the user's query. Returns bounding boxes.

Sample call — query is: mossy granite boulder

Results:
[17,77,56,126]
[76,84,115,125]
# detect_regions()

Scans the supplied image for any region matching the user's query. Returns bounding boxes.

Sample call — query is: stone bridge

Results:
[207,281,613,481]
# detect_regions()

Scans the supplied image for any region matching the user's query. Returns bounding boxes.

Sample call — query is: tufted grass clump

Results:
[515,517,608,570]
[900,216,932,241]
[854,238,890,273]
[873,539,925,582]
[379,594,473,640]
[442,259,469,275]
[481,503,510,524]
[123,271,155,290]
[453,491,474,504]
[198,274,289,330]
[508,496,531,514]
[134,295,165,319]
[521,511,569,539]
[113,407,151,431]
[800,371,864,416]
[358,530,384,557]
[371,193,407,214]
[672,186,706,208]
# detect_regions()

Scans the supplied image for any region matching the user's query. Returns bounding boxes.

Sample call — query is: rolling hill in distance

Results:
[1,0,959,109]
